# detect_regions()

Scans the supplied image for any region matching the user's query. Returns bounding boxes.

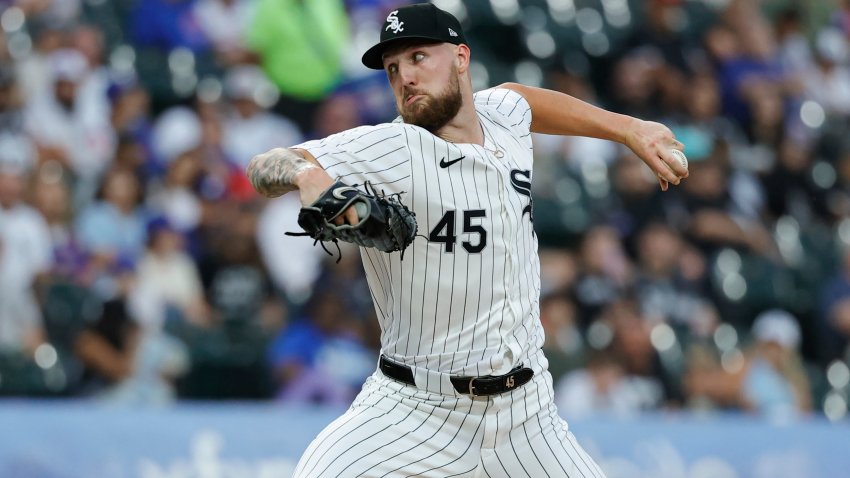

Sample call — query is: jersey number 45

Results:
[428,209,487,254]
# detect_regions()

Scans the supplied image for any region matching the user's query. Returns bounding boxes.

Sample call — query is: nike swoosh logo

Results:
[332,186,360,200]
[439,156,465,168]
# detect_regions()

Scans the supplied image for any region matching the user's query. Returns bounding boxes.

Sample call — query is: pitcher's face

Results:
[383,42,463,133]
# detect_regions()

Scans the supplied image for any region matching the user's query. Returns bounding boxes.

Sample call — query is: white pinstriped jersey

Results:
[295,87,543,379]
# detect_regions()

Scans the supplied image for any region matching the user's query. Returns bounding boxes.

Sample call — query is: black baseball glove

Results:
[288,180,417,259]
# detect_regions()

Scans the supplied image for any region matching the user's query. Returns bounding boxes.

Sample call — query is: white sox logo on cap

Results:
[385,10,404,34]
[362,3,467,69]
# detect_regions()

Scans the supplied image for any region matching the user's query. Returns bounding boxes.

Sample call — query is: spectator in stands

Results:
[309,92,363,139]
[71,24,111,119]
[74,294,140,396]
[610,148,670,236]
[608,49,663,119]
[555,349,663,418]
[540,292,584,383]
[267,288,375,405]
[539,248,580,295]
[109,80,151,141]
[193,0,259,66]
[761,138,832,226]
[151,106,203,167]
[184,96,257,203]
[31,170,87,283]
[684,309,812,419]
[836,0,850,37]
[130,0,210,54]
[669,71,748,170]
[535,72,619,174]
[0,65,28,150]
[634,222,718,336]
[603,297,678,404]
[745,310,812,417]
[828,143,850,221]
[15,0,81,25]
[151,101,246,202]
[247,0,350,132]
[626,0,693,73]
[14,15,66,103]
[112,133,150,179]
[133,217,209,327]
[678,154,776,258]
[819,248,850,363]
[668,70,768,226]
[24,49,115,200]
[199,202,275,323]
[220,66,302,170]
[146,151,204,237]
[106,77,159,179]
[75,168,147,298]
[0,161,52,356]
[712,1,802,131]
[803,28,850,117]
[774,8,814,78]
[0,135,35,181]
[747,83,786,150]
[75,286,190,404]
[573,226,634,324]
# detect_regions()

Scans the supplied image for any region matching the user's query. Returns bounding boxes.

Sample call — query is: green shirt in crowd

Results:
[248,0,350,100]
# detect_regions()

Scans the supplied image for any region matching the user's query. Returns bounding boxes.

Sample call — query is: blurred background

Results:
[1,0,850,476]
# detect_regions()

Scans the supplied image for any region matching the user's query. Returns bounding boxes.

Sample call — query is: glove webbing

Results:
[365,182,418,261]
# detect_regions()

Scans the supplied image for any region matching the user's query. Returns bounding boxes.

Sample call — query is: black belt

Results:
[379,355,534,397]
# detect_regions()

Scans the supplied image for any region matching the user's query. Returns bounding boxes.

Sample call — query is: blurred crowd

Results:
[0,0,849,422]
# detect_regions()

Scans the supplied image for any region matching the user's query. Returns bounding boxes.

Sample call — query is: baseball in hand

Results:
[671,149,688,171]
[354,201,368,221]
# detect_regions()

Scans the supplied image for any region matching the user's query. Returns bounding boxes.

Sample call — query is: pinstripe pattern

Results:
[291,88,605,477]
[292,363,604,477]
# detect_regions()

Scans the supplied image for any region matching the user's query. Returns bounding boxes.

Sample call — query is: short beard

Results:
[399,66,462,133]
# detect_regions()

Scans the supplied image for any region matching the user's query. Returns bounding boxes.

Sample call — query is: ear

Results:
[455,44,471,74]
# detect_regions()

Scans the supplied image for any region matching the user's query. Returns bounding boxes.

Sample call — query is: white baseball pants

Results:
[292,364,606,477]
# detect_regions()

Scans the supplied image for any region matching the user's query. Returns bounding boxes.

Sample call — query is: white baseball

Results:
[671,149,688,170]
[354,201,368,220]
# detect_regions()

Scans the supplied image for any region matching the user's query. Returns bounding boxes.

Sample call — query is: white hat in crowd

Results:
[223,65,278,108]
[0,134,35,174]
[49,48,89,83]
[151,107,202,163]
[815,28,848,64]
[752,309,801,350]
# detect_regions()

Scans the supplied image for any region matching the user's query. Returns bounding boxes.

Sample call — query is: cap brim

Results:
[361,36,448,70]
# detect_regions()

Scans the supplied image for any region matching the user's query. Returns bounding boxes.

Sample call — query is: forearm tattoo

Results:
[246,148,318,198]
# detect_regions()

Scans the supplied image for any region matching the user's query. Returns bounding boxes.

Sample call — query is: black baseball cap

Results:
[361,3,467,70]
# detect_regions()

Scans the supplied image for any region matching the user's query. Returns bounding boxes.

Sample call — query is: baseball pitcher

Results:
[247,3,688,477]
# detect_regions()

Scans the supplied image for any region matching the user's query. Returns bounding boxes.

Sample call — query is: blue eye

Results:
[414,52,425,62]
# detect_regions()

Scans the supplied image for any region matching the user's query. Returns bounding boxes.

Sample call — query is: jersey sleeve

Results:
[292,124,412,194]
[473,87,533,137]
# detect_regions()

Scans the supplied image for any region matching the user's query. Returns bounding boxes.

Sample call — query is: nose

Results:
[397,62,417,86]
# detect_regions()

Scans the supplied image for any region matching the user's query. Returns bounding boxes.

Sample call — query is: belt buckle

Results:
[468,377,480,397]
